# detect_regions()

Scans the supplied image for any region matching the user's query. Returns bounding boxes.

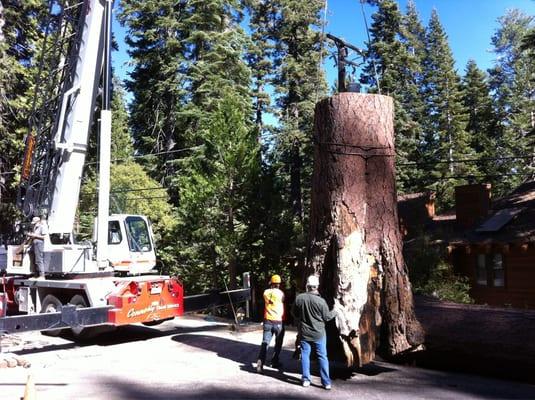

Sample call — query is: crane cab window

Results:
[108,221,122,244]
[125,216,152,252]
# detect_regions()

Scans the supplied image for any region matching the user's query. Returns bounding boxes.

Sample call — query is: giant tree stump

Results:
[307,93,424,367]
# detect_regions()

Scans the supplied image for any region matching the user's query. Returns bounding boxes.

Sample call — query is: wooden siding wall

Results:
[453,247,535,309]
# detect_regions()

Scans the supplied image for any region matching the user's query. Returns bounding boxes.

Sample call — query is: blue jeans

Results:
[300,336,331,386]
[257,320,284,364]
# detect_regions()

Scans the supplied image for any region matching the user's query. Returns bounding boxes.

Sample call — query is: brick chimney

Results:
[455,184,491,229]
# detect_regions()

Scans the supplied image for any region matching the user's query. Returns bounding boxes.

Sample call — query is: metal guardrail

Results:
[183,288,251,314]
[0,288,251,334]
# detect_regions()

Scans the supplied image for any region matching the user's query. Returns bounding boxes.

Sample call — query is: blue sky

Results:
[112,0,535,93]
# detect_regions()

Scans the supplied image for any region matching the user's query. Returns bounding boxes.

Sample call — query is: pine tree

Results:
[176,93,260,291]
[489,9,535,193]
[118,0,189,187]
[270,0,327,275]
[111,81,134,161]
[120,0,257,289]
[462,60,500,182]
[421,10,472,208]
[360,0,404,95]
[180,0,251,128]
[0,0,42,233]
[245,0,276,130]
[396,0,427,193]
[360,0,426,193]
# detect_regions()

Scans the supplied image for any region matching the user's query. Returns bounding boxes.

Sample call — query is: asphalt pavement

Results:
[1,316,534,400]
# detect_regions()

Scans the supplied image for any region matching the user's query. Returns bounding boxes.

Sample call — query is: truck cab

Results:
[107,214,156,274]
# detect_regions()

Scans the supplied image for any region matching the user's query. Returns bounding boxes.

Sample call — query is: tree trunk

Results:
[307,93,424,367]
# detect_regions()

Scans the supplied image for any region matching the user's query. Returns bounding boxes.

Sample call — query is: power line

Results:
[86,145,201,166]
[111,186,167,194]
[122,195,170,202]
[398,154,534,167]
[398,172,534,182]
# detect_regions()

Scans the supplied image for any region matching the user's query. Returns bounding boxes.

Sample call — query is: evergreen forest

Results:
[0,0,534,299]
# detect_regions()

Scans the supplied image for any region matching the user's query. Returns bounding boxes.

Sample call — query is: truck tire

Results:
[40,294,64,337]
[69,294,88,337]
[68,294,106,340]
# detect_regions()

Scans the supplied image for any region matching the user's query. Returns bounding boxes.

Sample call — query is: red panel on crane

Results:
[107,277,184,325]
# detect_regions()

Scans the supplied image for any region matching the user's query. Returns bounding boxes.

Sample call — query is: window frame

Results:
[474,252,506,288]
[124,216,152,253]
[108,220,123,245]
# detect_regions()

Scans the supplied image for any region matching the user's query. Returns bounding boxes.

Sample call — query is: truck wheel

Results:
[69,294,115,340]
[40,294,64,337]
[69,294,88,337]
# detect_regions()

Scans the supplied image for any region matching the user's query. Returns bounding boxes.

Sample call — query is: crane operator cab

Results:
[5,214,157,277]
[106,214,157,275]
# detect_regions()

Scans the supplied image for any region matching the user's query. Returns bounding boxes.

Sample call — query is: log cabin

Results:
[399,180,535,309]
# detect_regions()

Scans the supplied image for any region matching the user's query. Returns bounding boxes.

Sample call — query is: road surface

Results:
[1,316,534,399]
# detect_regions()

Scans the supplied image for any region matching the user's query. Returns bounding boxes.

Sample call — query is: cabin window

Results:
[492,254,504,287]
[476,254,487,285]
[475,253,505,287]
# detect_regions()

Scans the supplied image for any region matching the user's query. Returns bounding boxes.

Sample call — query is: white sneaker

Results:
[302,380,310,387]
[323,384,332,390]
[256,359,263,373]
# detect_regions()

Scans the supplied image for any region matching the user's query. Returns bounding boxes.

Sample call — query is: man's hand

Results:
[333,302,349,335]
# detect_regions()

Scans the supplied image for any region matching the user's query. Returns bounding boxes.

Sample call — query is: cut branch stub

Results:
[307,93,424,367]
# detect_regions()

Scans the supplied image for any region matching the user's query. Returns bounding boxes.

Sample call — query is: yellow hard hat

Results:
[270,274,281,284]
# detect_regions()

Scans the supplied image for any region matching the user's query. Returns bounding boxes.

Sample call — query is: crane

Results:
[0,0,251,336]
[16,0,154,275]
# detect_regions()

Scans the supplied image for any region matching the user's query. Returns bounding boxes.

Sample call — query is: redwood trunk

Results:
[307,93,423,367]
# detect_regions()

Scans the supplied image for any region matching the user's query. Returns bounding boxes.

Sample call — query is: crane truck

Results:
[0,0,249,337]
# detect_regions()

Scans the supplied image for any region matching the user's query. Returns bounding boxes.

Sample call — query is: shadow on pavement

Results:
[171,333,395,384]
[104,378,324,400]
[13,322,229,356]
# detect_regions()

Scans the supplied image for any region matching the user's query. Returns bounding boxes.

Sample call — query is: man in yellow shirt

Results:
[256,274,285,373]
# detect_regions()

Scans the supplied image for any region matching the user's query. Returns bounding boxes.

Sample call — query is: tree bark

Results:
[307,93,424,367]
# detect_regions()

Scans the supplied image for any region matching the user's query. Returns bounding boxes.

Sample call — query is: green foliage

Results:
[408,236,473,304]
[175,93,260,292]
[396,0,427,193]
[118,0,189,183]
[421,10,473,210]
[489,10,535,195]
[462,60,501,183]
[0,0,43,231]
[4,0,535,304]
[418,262,474,304]
[269,0,327,275]
[362,0,427,194]
[78,162,177,268]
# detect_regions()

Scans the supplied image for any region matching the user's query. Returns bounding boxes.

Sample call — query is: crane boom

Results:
[18,0,110,237]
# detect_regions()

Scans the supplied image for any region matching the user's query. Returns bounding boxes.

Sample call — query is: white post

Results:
[243,272,251,319]
[96,109,111,268]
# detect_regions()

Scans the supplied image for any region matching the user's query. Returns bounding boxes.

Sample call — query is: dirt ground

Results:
[1,316,535,400]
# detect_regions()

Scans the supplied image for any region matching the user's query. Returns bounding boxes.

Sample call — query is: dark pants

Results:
[32,240,46,275]
[257,320,285,364]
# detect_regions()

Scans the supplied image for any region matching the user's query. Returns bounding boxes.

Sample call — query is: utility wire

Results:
[398,154,534,167]
[398,172,534,182]
[86,145,201,166]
